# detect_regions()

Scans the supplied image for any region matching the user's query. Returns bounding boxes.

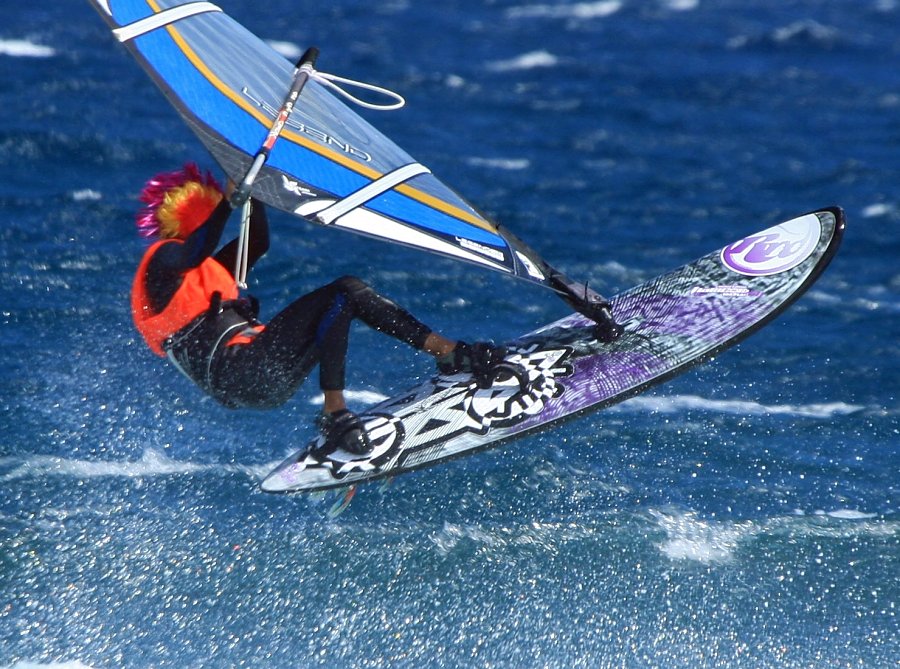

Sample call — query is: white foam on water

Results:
[652,510,897,567]
[819,509,879,520]
[466,157,531,171]
[487,50,559,72]
[729,19,841,50]
[430,521,596,557]
[70,189,102,202]
[650,509,755,564]
[431,522,505,555]
[661,0,699,10]
[444,73,466,89]
[615,394,866,419]
[0,39,55,58]
[2,662,96,669]
[773,19,838,45]
[507,1,623,20]
[861,202,895,218]
[265,39,303,60]
[770,512,896,541]
[1,448,219,482]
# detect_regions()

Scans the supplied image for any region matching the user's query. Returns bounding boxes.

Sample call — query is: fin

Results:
[327,485,358,518]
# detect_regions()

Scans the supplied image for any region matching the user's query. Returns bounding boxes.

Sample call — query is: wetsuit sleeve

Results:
[143,198,233,312]
[214,198,270,273]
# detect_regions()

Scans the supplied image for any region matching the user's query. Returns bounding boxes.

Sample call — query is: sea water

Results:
[1,1,897,667]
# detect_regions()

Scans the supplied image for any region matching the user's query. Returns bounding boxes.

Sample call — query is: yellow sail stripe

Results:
[143,0,498,234]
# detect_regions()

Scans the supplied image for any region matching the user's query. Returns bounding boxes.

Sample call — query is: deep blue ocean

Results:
[2,1,898,667]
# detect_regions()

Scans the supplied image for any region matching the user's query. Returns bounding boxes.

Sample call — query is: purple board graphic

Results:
[262,209,844,493]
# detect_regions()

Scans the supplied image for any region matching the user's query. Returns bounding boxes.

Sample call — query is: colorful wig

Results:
[136,163,223,239]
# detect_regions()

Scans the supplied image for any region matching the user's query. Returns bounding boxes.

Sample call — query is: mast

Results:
[499,224,623,341]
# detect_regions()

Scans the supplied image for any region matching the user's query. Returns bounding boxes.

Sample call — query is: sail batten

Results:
[316,163,432,225]
[114,2,222,42]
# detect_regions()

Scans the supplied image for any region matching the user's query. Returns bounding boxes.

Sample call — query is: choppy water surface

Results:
[1,1,897,667]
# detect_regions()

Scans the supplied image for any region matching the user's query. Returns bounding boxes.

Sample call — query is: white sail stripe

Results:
[295,200,510,272]
[315,163,431,225]
[335,209,510,272]
[113,2,222,42]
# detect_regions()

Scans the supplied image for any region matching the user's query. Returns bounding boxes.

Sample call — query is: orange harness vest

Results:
[131,240,243,357]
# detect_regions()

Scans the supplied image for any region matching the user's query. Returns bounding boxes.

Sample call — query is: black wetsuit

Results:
[146,199,432,408]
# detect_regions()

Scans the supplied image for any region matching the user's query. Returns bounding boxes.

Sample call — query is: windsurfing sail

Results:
[88,0,620,335]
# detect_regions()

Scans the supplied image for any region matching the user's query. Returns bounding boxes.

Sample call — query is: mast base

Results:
[587,304,625,343]
[549,273,624,343]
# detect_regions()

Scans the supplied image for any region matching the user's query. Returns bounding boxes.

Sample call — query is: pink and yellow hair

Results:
[136,163,223,239]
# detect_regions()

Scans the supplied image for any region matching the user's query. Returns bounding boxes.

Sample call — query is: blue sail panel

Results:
[88,0,542,281]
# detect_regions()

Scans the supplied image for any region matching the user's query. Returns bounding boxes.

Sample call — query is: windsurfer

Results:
[130,164,505,455]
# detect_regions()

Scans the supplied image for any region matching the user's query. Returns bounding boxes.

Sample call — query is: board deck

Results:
[261,208,844,493]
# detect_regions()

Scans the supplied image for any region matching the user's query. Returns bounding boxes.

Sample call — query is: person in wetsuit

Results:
[130,164,505,455]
